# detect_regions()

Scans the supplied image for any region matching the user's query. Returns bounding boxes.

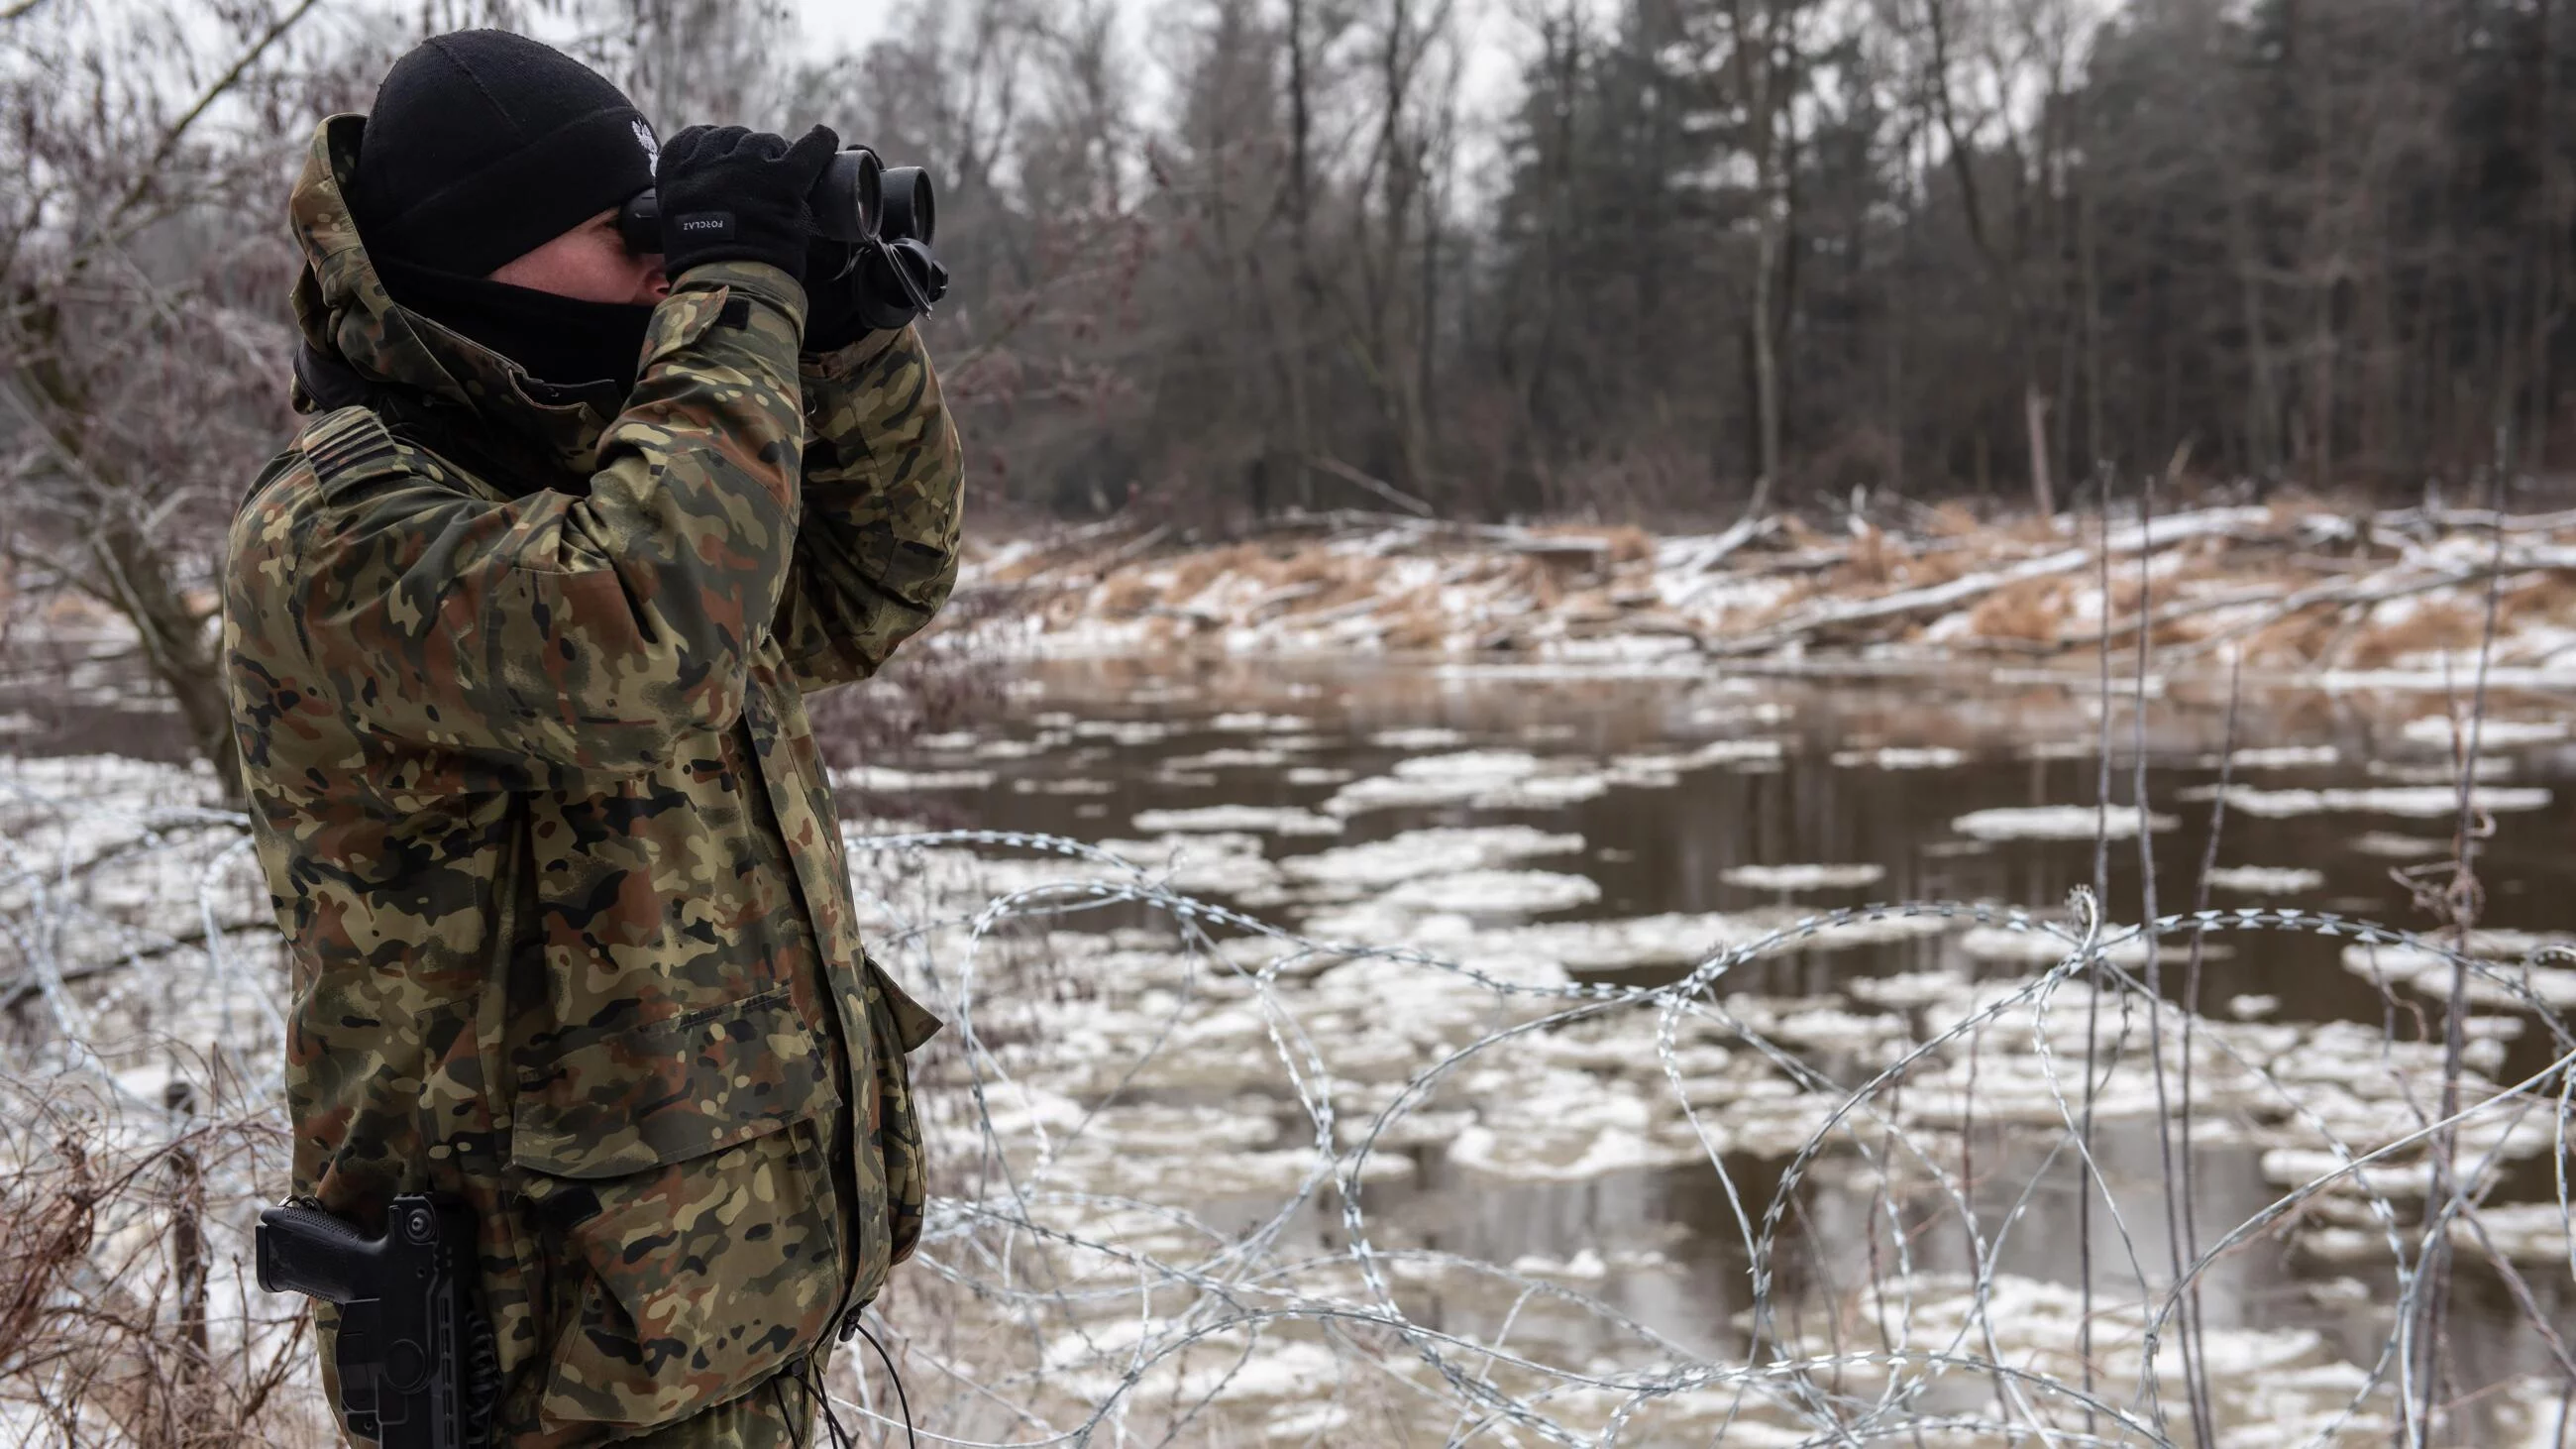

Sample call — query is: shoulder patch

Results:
[296,405,398,481]
[288,404,422,509]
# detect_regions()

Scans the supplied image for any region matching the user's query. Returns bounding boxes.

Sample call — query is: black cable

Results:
[853,1322,917,1449]
[782,1355,856,1449]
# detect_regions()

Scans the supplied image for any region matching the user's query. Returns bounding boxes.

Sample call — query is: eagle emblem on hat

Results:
[632,118,660,170]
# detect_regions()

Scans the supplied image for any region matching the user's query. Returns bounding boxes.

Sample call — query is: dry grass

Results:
[0,1076,317,1447]
[2499,572,2576,628]
[2344,600,2491,669]
[1535,523,1656,567]
[0,1134,96,1373]
[1379,599,1453,652]
[1094,572,1161,619]
[1966,577,2077,643]
[1843,525,1896,588]
[1158,543,1257,603]
[2243,602,2351,664]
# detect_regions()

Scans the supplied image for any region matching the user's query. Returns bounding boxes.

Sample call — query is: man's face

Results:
[488,207,669,303]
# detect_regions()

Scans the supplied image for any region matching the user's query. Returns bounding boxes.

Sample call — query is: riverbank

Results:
[964,502,2576,684]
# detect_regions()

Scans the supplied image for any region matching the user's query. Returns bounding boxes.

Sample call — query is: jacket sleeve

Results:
[237,263,809,779]
[772,324,965,693]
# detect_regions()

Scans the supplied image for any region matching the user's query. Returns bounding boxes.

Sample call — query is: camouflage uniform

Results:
[223,116,961,1446]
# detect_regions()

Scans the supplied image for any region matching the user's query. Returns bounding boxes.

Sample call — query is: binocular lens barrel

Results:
[881,167,935,247]
[614,146,936,257]
[810,148,882,244]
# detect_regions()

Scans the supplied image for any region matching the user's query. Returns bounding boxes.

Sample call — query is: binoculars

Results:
[618,147,949,327]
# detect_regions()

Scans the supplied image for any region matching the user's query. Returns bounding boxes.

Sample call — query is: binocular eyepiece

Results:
[616,147,937,256]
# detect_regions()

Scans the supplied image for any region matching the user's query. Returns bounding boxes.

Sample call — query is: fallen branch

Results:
[1304,454,1436,518]
[1707,546,2095,655]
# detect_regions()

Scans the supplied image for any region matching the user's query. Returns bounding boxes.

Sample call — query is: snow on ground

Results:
[962,504,2576,685]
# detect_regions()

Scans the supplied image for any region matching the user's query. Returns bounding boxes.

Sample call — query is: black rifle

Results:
[257,1194,496,1449]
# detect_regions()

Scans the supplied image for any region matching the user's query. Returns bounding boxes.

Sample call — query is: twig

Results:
[1302,453,1437,518]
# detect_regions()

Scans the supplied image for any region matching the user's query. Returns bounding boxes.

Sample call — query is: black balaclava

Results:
[349,30,663,392]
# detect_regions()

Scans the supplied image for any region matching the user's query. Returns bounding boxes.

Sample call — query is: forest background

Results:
[5,0,2575,780]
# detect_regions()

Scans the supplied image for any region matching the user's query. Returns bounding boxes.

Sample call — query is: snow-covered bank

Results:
[965,502,2576,683]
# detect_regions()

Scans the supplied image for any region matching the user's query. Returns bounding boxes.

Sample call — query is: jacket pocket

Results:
[862,955,941,1276]
[510,989,842,1433]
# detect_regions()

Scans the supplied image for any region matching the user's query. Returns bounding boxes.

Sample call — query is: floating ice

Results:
[1830,745,1967,770]
[1380,868,1600,917]
[829,765,995,792]
[1129,805,1343,836]
[1448,1065,1699,1182]
[1322,749,1614,815]
[1010,777,1117,796]
[2200,784,2552,819]
[2223,744,2341,769]
[1957,925,2228,966]
[2202,865,2325,894]
[1950,804,2176,840]
[1071,719,1173,745]
[2401,715,2568,747]
[1370,726,1467,749]
[2338,934,2576,1009]
[1093,834,1283,897]
[1159,747,1291,771]
[2446,1202,2575,1264]
[1281,826,1585,893]
[2364,755,2514,783]
[2351,831,2450,858]
[973,736,1058,759]
[1210,712,1310,732]
[1611,738,1787,773]
[1720,863,1887,892]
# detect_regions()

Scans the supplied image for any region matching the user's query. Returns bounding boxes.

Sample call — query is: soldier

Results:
[222,29,961,1447]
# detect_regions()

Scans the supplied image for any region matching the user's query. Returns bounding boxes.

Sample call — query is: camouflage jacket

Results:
[224,116,961,1443]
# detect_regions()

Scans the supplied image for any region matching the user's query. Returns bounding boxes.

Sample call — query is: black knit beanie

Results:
[350,30,659,277]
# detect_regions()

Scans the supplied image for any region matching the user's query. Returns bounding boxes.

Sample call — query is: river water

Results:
[842,655,2576,1436]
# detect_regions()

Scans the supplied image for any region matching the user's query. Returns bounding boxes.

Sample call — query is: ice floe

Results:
[2202,864,2326,894]
[832,764,996,792]
[1129,804,1344,836]
[2401,715,2568,747]
[1951,804,2177,840]
[1829,745,1967,770]
[2350,831,2452,858]
[1720,862,1887,892]
[1278,826,1585,894]
[2197,784,2552,818]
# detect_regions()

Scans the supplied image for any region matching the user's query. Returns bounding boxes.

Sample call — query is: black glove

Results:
[803,236,951,352]
[655,123,840,285]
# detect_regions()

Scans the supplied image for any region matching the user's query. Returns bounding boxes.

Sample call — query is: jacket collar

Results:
[287,114,616,478]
